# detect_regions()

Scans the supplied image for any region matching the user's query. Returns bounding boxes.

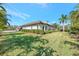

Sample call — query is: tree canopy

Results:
[69,4,79,34]
[0,4,9,30]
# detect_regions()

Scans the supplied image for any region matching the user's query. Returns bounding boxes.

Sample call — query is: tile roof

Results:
[22,21,52,27]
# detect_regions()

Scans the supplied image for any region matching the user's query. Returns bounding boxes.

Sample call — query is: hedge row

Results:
[21,29,53,34]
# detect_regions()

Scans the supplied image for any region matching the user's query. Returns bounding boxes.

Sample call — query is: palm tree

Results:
[0,4,9,30]
[59,14,68,32]
[75,4,79,10]
[70,4,79,22]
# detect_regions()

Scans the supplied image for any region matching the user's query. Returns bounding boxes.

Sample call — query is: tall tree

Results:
[59,14,68,32]
[0,4,9,30]
[69,6,79,34]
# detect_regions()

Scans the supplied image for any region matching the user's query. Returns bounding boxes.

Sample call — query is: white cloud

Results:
[6,9,31,20]
[35,3,48,8]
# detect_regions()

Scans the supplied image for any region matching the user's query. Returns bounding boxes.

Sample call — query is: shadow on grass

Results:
[64,41,79,48]
[0,35,55,56]
[34,46,55,56]
[64,40,79,56]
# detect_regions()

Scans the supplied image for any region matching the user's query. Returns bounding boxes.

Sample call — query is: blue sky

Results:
[4,3,77,26]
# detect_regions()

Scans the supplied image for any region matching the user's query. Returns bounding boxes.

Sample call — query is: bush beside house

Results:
[21,29,53,34]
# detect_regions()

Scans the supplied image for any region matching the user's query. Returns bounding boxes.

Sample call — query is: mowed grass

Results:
[0,32,79,56]
[42,32,79,56]
[0,32,54,56]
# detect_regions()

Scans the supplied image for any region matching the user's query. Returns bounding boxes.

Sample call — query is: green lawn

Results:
[42,32,79,56]
[0,32,79,56]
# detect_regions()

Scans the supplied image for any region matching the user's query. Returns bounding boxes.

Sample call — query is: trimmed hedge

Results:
[21,29,53,34]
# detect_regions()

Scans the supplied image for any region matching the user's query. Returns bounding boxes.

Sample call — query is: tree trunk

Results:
[62,23,65,32]
[0,30,2,36]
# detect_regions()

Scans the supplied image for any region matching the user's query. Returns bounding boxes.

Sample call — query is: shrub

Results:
[21,29,54,34]
[21,29,44,34]
[44,30,53,34]
[69,29,79,35]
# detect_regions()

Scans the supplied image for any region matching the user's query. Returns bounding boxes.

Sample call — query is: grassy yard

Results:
[0,32,79,56]
[42,32,79,56]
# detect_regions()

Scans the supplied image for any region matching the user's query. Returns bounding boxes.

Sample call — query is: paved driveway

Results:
[2,30,17,33]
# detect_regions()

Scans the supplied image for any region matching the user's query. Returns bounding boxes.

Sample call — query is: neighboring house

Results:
[21,21,55,31]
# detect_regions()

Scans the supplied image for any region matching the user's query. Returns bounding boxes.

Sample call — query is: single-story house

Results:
[21,21,55,31]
